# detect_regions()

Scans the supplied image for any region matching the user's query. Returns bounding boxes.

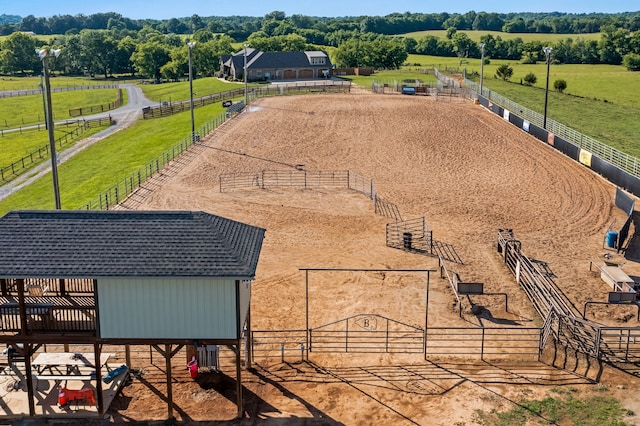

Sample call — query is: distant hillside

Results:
[0,14,21,25]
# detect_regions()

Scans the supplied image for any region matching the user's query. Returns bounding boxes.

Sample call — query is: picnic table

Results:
[32,352,113,377]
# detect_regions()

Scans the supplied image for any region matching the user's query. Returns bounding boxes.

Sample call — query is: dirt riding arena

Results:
[106,92,640,425]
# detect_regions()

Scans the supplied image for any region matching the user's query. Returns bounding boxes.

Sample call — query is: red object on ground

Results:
[61,386,96,405]
[188,357,198,379]
[57,386,67,406]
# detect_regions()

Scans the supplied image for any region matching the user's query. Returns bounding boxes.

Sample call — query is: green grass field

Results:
[0,124,107,165]
[0,75,128,91]
[400,29,602,43]
[0,89,120,128]
[0,101,229,215]
[139,77,246,103]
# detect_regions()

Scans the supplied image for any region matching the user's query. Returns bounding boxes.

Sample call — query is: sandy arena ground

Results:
[98,92,640,425]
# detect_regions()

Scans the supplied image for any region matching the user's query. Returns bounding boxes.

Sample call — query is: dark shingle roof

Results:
[247,51,329,69]
[0,210,265,279]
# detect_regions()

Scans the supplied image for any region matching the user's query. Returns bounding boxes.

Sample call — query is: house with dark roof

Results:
[0,210,265,419]
[220,48,332,82]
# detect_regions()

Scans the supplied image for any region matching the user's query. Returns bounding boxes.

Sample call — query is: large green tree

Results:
[79,29,118,78]
[131,41,170,82]
[0,32,40,74]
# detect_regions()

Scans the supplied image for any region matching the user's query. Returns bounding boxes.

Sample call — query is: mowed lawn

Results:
[0,125,106,165]
[140,77,244,102]
[0,89,122,128]
[0,75,123,91]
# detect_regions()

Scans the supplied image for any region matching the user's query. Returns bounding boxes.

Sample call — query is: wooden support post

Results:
[17,279,27,336]
[24,343,35,416]
[165,344,173,420]
[94,342,105,415]
[125,344,131,367]
[235,343,243,419]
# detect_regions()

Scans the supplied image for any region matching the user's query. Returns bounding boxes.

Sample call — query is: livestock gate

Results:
[219,169,375,200]
[249,268,544,365]
[498,228,640,365]
[386,217,433,254]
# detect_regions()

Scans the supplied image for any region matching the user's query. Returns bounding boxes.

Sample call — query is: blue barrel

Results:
[606,230,618,248]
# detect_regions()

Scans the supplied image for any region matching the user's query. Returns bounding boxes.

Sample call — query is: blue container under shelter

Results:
[606,230,618,248]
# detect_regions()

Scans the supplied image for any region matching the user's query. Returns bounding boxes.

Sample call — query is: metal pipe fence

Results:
[499,228,640,363]
[219,169,375,199]
[461,75,640,179]
[425,326,541,358]
[386,217,433,253]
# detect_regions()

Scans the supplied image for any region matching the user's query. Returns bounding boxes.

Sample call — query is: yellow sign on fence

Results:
[579,149,593,167]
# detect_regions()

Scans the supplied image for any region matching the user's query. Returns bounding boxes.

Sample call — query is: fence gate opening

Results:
[309,314,424,353]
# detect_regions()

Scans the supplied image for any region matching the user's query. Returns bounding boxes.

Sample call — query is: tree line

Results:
[2,10,640,79]
[4,10,640,38]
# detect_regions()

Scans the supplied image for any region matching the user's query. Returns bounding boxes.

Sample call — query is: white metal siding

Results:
[239,280,251,328]
[98,278,237,339]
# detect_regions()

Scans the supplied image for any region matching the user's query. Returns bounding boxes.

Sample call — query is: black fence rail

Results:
[0,117,114,182]
[599,327,640,363]
[374,196,402,221]
[69,88,122,116]
[386,217,433,254]
[142,88,245,119]
[251,323,541,360]
[556,314,601,359]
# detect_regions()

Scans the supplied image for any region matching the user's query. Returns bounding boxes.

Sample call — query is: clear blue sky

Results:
[3,0,639,20]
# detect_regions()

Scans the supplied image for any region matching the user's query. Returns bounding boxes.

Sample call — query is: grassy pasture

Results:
[376,54,640,109]
[400,29,602,43]
[140,76,243,103]
[0,34,58,43]
[0,125,108,184]
[0,101,229,215]
[0,89,120,128]
[0,75,124,91]
[0,125,107,166]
